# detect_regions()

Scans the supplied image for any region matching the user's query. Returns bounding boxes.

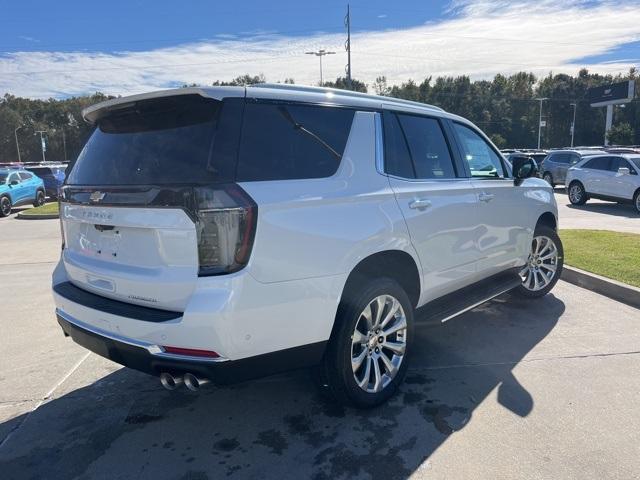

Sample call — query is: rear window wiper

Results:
[277,106,341,160]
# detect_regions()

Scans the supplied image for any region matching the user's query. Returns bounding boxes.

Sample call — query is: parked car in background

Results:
[566,154,640,213]
[540,149,605,187]
[0,168,46,217]
[25,164,66,198]
[53,85,562,408]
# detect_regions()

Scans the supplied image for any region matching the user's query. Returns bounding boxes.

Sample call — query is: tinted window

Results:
[396,114,456,179]
[27,167,53,176]
[583,157,611,170]
[549,153,570,164]
[609,157,630,172]
[0,173,7,183]
[67,95,240,185]
[8,173,20,183]
[383,113,414,178]
[453,123,505,178]
[237,102,354,181]
[19,172,32,180]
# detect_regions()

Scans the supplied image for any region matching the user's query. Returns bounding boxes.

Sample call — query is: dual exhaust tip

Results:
[160,372,210,392]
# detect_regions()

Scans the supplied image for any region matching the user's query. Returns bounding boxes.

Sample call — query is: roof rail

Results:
[251,83,444,112]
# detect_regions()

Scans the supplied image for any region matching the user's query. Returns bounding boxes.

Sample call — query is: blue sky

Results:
[1,0,639,98]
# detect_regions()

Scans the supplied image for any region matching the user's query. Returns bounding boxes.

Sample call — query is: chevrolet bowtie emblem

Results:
[89,191,106,203]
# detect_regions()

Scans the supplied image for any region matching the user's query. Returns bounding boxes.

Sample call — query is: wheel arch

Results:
[536,211,557,231]
[339,250,421,309]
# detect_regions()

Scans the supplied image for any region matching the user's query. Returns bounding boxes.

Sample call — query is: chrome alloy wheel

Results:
[568,184,583,204]
[351,295,407,393]
[520,235,559,291]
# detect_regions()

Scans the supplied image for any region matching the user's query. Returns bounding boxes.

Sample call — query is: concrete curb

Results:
[15,213,59,220]
[561,265,640,310]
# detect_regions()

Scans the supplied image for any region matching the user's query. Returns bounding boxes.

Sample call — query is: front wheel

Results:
[634,190,640,214]
[33,190,45,207]
[514,225,563,298]
[543,172,554,186]
[319,277,414,408]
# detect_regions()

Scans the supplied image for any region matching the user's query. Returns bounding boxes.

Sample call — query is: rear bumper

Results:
[57,309,326,384]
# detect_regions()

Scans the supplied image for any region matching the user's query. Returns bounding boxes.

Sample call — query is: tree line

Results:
[0,68,637,164]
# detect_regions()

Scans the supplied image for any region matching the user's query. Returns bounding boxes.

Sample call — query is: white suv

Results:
[566,153,640,213]
[52,84,563,407]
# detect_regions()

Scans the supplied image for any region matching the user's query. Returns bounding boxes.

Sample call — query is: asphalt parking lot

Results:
[1,216,639,480]
[554,190,639,233]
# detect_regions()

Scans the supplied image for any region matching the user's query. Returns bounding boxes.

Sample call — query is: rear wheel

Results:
[634,190,640,214]
[319,277,414,408]
[33,190,45,207]
[542,172,554,186]
[0,196,11,217]
[568,181,587,205]
[514,224,563,298]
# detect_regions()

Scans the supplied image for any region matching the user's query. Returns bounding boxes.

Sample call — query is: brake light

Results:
[194,184,257,276]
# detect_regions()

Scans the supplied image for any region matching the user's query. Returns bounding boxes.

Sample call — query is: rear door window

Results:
[67,95,240,185]
[396,114,456,179]
[383,113,414,178]
[19,172,33,181]
[236,102,355,181]
[452,123,505,178]
[583,157,611,170]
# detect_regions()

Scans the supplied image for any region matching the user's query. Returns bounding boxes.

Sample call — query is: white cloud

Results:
[1,0,639,99]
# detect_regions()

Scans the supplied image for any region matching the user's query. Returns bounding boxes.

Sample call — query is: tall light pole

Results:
[14,126,22,163]
[34,130,47,163]
[344,4,352,89]
[570,102,577,147]
[536,97,548,149]
[305,49,335,85]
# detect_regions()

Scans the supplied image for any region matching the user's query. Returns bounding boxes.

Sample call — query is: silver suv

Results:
[540,149,605,187]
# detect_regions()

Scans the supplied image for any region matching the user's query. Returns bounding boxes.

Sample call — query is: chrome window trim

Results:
[56,308,228,363]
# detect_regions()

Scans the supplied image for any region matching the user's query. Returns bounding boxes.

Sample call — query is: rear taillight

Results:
[194,184,257,276]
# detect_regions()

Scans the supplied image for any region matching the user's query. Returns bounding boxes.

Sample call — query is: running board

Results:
[416,269,522,325]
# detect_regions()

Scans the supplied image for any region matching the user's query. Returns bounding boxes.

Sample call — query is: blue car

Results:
[25,164,66,198]
[0,168,46,217]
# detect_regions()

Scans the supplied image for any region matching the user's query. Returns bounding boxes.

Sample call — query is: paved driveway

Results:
[1,217,639,480]
[554,190,639,233]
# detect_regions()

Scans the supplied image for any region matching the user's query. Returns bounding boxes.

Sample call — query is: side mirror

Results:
[618,167,630,176]
[512,156,538,185]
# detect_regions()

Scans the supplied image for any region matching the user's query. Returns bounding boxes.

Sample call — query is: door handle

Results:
[409,198,432,210]
[478,192,495,203]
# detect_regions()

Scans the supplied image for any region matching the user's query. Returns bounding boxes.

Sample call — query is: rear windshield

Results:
[67,95,227,185]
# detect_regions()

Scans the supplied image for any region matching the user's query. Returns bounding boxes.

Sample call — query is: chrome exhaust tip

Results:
[160,372,183,391]
[183,373,210,392]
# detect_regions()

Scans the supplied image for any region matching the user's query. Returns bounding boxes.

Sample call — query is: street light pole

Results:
[35,130,47,163]
[570,102,577,148]
[536,97,548,149]
[14,126,22,163]
[305,49,336,86]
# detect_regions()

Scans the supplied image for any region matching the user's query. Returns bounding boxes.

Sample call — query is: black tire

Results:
[634,189,640,214]
[542,172,554,186]
[318,277,414,408]
[568,181,587,206]
[0,196,11,217]
[33,189,45,207]
[513,224,563,299]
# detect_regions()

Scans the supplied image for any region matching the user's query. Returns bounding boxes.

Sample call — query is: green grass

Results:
[560,229,640,288]
[20,202,59,216]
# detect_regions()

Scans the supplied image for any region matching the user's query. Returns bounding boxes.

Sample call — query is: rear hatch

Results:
[60,93,256,312]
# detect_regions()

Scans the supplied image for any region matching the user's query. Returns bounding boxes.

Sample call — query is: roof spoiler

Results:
[81,86,245,124]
